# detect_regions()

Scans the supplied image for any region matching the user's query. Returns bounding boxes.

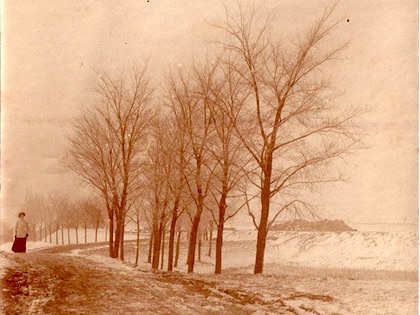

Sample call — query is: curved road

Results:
[1,246,294,314]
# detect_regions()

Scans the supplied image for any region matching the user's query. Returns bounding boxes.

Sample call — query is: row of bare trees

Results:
[66,65,152,259]
[21,191,106,244]
[65,3,364,274]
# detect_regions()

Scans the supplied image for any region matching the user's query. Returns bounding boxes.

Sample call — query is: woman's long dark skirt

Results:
[12,237,27,253]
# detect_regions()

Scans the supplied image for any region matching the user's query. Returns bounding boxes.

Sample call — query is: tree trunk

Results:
[215,221,224,274]
[67,226,71,244]
[197,231,202,262]
[254,221,268,274]
[135,218,140,266]
[187,213,201,273]
[113,219,121,259]
[119,218,125,261]
[55,223,59,245]
[208,221,213,257]
[174,229,181,268]
[61,226,64,245]
[160,224,166,270]
[49,223,52,243]
[167,206,178,272]
[84,224,87,243]
[254,170,271,274]
[152,223,162,271]
[44,224,47,242]
[29,226,34,241]
[215,194,227,274]
[75,227,79,244]
[108,217,114,257]
[147,232,153,263]
[95,224,98,243]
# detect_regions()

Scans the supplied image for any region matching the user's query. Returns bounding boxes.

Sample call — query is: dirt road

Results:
[0,248,296,315]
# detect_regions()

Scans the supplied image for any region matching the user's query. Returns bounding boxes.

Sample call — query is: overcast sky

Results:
[1,0,418,226]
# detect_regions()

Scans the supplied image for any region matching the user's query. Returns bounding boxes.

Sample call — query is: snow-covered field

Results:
[220,230,418,272]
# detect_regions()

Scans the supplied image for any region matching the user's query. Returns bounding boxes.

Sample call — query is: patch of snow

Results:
[0,229,144,253]
[0,241,57,253]
[221,230,418,272]
[44,229,142,245]
[70,250,136,273]
[0,253,10,278]
[265,231,418,271]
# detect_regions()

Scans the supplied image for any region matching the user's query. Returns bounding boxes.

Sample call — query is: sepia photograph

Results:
[0,0,418,314]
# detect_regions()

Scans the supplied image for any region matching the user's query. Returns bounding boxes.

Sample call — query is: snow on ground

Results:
[0,241,57,253]
[197,271,419,315]
[39,228,140,245]
[66,242,419,315]
[0,254,9,279]
[62,246,138,273]
[0,229,141,253]
[220,230,418,272]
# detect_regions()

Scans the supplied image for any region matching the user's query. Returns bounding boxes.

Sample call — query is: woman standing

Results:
[12,212,29,253]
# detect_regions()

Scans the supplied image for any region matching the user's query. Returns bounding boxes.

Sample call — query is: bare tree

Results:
[212,3,365,274]
[62,201,74,244]
[66,65,153,259]
[72,203,81,244]
[77,199,89,243]
[133,203,142,266]
[76,196,103,243]
[43,200,55,243]
[0,222,14,244]
[85,197,106,243]
[22,191,47,241]
[205,57,250,274]
[166,62,218,273]
[49,193,64,245]
[157,116,189,272]
[144,118,172,271]
[139,194,154,265]
[142,209,154,264]
[207,220,214,257]
[126,198,146,266]
[47,191,71,245]
[174,227,182,268]
[147,232,153,264]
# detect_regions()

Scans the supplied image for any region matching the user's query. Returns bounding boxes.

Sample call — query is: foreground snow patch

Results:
[0,253,10,278]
